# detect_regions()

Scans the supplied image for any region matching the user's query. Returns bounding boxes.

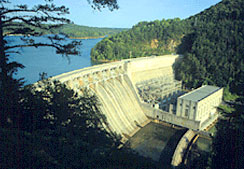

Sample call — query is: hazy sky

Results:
[14,0,222,28]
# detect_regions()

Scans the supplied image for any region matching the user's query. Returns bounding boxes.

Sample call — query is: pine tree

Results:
[0,0,118,127]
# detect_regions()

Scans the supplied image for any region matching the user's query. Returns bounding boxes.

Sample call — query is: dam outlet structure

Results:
[50,55,180,141]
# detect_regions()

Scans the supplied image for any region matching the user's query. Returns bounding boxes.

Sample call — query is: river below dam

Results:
[7,36,102,84]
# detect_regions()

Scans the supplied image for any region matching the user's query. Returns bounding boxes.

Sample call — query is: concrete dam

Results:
[52,55,179,140]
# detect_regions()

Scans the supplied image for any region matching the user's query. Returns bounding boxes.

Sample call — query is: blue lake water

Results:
[7,36,102,84]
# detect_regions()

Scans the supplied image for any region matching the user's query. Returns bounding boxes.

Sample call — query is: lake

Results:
[7,36,102,84]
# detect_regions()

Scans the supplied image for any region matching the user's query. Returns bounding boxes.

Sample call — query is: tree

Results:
[0,78,122,168]
[0,0,118,127]
[0,0,76,127]
[0,77,158,168]
[210,97,244,169]
[88,0,118,11]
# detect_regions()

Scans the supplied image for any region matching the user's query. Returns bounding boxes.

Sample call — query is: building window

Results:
[185,109,189,117]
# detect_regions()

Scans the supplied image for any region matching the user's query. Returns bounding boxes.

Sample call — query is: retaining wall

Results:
[171,129,196,166]
[141,103,201,130]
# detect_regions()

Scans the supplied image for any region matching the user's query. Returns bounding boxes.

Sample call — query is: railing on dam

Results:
[51,55,179,86]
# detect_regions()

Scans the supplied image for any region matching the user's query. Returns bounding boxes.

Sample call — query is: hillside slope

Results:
[175,0,244,94]
[91,18,191,60]
[91,0,244,95]
[53,24,126,38]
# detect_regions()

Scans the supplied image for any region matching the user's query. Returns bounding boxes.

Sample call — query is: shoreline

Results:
[4,34,106,40]
[69,36,105,40]
[91,59,119,65]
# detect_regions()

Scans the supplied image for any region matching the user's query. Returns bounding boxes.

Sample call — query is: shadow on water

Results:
[158,128,187,168]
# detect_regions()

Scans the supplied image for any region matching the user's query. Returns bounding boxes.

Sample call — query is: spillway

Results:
[51,55,179,140]
[93,75,148,137]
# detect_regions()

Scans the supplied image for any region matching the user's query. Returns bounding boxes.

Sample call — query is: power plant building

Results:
[142,84,223,131]
[176,85,223,129]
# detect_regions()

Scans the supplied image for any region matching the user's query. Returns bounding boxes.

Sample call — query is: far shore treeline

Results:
[3,23,127,39]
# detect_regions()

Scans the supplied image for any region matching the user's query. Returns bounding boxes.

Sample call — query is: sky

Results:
[13,0,222,28]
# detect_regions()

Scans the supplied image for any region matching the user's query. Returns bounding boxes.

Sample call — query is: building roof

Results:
[179,85,221,102]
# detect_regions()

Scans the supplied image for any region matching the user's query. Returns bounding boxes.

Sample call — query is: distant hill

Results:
[91,0,244,95]
[52,24,127,38]
[3,23,127,39]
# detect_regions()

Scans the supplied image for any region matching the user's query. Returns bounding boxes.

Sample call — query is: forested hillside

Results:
[175,0,244,95]
[4,23,126,38]
[91,0,244,95]
[91,18,191,60]
[53,24,126,38]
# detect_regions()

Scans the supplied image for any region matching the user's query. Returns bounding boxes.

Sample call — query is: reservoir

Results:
[7,36,102,84]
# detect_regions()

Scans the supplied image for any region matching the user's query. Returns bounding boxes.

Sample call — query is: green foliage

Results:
[211,122,244,169]
[0,0,81,128]
[210,100,244,169]
[218,104,235,114]
[91,18,190,61]
[207,94,244,169]
[175,0,244,96]
[55,24,126,38]
[223,87,239,101]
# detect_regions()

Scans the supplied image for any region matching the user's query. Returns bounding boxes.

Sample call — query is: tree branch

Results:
[5,41,81,56]
[5,50,21,55]
[88,0,119,11]
[1,9,36,15]
[1,3,69,16]
[3,16,70,29]
[5,43,62,50]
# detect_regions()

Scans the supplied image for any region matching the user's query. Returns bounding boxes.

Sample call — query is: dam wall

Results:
[125,55,179,85]
[50,55,179,139]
